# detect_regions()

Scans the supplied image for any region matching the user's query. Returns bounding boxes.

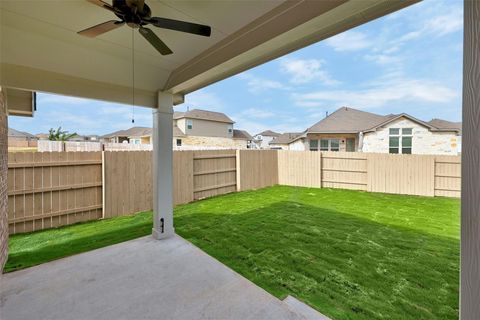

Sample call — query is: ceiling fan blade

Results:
[86,0,117,13]
[146,17,211,37]
[78,20,124,38]
[139,27,173,55]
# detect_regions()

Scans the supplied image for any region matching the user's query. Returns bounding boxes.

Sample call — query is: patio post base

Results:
[152,228,175,240]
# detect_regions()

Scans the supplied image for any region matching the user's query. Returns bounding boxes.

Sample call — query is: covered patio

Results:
[0,0,479,319]
[1,235,327,320]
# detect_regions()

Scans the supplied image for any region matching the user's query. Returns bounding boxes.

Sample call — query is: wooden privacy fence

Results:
[8,152,102,234]
[7,150,461,234]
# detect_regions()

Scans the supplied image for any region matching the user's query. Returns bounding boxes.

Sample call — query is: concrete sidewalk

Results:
[1,235,317,320]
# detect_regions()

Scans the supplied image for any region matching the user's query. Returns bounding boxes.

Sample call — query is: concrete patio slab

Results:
[0,235,314,320]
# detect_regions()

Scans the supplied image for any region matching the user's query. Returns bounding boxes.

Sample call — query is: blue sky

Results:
[10,0,463,136]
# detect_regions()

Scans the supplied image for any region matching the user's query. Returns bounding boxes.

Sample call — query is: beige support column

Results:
[152,91,174,239]
[0,87,8,271]
[461,0,480,318]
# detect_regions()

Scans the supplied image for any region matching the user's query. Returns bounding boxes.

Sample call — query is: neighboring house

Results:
[101,110,252,150]
[233,130,254,149]
[35,133,49,140]
[101,127,152,144]
[173,109,251,149]
[269,132,306,150]
[8,128,38,148]
[8,128,37,142]
[304,107,461,155]
[174,109,234,138]
[252,130,280,149]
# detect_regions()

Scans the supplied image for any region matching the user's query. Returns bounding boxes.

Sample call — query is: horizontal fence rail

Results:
[8,152,102,234]
[7,150,461,234]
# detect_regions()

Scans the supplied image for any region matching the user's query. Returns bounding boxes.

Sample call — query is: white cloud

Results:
[279,58,339,85]
[184,90,225,111]
[236,108,276,120]
[364,54,403,65]
[425,9,462,36]
[325,30,371,52]
[237,73,288,94]
[393,4,462,45]
[293,77,457,110]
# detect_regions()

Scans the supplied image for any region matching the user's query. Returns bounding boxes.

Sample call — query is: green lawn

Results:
[6,186,460,320]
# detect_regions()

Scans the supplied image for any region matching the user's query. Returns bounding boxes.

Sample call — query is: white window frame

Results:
[320,139,340,151]
[227,124,233,134]
[389,128,412,154]
[309,139,318,151]
[186,119,193,130]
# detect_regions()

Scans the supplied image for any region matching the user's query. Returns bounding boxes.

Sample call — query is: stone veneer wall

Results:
[362,117,460,155]
[0,88,8,271]
[175,135,248,149]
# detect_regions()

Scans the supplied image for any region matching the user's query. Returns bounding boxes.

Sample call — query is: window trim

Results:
[319,138,340,152]
[176,139,182,147]
[389,127,412,154]
[186,119,193,130]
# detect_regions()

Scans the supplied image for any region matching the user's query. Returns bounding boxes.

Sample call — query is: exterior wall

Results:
[362,118,460,155]
[8,139,38,148]
[174,135,248,149]
[307,133,357,152]
[175,118,186,134]
[128,136,152,144]
[288,139,307,151]
[183,118,233,138]
[253,135,277,149]
[0,88,8,271]
[269,144,288,150]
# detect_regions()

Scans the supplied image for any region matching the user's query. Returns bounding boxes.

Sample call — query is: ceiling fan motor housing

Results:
[113,0,151,28]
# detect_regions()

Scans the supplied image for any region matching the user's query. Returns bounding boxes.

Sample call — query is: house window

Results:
[389,128,412,154]
[309,139,318,151]
[228,125,233,134]
[346,138,355,152]
[320,139,340,151]
[187,120,193,130]
[176,139,182,146]
[320,139,328,151]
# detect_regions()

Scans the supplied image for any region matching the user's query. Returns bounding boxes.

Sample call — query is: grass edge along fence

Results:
[7,150,460,234]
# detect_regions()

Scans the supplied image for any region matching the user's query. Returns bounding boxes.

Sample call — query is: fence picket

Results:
[7,150,461,234]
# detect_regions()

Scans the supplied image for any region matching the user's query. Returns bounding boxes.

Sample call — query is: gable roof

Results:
[173,126,185,137]
[270,132,304,145]
[428,119,462,133]
[233,129,253,140]
[256,130,281,137]
[308,107,390,133]
[101,127,152,139]
[173,109,234,124]
[364,113,461,133]
[8,128,36,139]
[308,107,461,134]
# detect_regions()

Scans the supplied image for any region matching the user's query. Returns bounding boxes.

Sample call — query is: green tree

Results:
[48,127,77,141]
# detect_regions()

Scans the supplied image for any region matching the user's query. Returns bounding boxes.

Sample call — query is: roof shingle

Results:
[270,132,304,145]
[173,109,234,124]
[307,107,389,133]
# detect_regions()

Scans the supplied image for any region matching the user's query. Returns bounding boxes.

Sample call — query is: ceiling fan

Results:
[78,0,212,55]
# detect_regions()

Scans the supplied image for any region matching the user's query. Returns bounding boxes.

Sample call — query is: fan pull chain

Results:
[131,27,135,124]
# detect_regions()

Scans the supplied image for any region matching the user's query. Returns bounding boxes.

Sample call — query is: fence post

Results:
[236,149,241,191]
[101,151,106,219]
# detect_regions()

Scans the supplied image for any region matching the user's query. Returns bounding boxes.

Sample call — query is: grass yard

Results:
[6,186,460,320]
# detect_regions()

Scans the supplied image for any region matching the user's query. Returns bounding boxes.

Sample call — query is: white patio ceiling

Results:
[0,0,419,108]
